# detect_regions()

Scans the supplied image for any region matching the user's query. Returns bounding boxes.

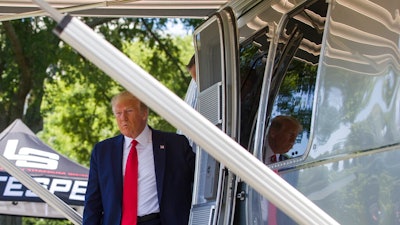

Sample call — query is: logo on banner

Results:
[0,139,87,202]
[3,139,60,170]
[0,176,87,201]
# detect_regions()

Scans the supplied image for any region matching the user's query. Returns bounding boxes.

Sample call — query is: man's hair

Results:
[186,54,195,70]
[269,115,302,132]
[111,90,148,113]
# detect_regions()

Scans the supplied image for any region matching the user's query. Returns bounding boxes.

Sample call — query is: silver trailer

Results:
[192,0,400,224]
[1,0,399,224]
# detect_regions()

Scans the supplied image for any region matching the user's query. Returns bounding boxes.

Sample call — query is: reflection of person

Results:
[177,55,198,148]
[83,91,195,225]
[263,115,302,164]
[261,116,302,225]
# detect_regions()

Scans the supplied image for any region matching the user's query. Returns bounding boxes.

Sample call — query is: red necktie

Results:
[270,154,277,163]
[268,169,279,225]
[122,140,138,225]
[268,201,278,225]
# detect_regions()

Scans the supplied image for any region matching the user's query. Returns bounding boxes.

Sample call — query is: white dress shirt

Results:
[123,125,160,216]
[263,144,281,164]
[177,79,198,149]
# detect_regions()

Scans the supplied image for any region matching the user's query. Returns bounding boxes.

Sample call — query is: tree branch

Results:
[2,21,32,122]
[140,19,186,79]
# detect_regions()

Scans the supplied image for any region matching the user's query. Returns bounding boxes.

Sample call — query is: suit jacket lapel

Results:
[152,129,166,203]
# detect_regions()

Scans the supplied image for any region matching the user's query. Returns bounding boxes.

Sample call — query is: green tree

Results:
[39,34,195,166]
[0,16,202,224]
[0,18,60,132]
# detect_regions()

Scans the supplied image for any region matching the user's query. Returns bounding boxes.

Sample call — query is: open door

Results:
[190,7,239,225]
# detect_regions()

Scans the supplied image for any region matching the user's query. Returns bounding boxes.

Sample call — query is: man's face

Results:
[113,97,147,138]
[270,123,299,154]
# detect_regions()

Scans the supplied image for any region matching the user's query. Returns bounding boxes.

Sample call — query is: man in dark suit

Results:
[83,91,195,225]
[263,115,302,164]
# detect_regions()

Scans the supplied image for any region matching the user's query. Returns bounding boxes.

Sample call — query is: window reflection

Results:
[237,1,326,224]
[239,36,318,160]
[268,60,317,159]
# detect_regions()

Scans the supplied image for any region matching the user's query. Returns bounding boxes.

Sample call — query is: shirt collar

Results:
[124,125,151,147]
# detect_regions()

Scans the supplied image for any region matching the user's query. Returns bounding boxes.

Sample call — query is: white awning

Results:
[0,0,230,21]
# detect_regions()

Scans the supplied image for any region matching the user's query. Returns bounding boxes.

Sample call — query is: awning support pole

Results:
[0,154,82,224]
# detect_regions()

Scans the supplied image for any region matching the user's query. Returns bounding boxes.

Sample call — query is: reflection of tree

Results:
[239,44,267,148]
[272,60,317,137]
[295,151,400,224]
[238,34,319,151]
[313,65,399,157]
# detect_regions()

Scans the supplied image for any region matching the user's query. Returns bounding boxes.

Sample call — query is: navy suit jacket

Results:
[83,128,195,225]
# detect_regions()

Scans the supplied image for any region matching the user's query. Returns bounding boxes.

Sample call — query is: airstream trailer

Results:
[0,0,399,224]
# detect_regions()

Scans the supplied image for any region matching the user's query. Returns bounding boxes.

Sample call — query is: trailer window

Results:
[239,30,318,162]
[238,1,327,224]
[239,1,325,164]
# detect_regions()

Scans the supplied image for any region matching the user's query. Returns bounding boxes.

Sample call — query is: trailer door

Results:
[190,7,239,225]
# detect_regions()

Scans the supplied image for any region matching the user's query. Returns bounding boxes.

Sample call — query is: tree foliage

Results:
[0,16,202,224]
[0,17,60,132]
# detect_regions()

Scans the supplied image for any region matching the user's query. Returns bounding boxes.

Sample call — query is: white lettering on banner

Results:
[0,176,87,201]
[70,180,87,201]
[49,178,72,194]
[4,177,23,196]
[3,139,59,169]
[25,177,51,197]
